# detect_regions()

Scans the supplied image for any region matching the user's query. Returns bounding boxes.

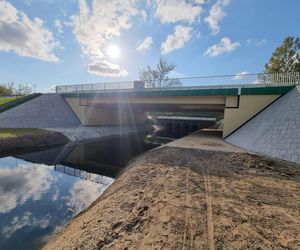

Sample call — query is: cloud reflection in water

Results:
[0,165,54,213]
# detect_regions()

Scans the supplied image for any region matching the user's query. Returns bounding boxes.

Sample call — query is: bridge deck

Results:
[61,85,294,98]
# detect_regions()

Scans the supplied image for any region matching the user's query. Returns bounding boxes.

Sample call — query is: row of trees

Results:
[138,36,300,88]
[0,81,33,96]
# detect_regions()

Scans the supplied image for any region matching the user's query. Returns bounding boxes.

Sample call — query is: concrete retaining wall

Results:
[0,93,150,142]
[226,87,300,164]
[223,95,280,137]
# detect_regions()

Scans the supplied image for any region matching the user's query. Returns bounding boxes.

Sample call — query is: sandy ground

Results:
[43,132,300,250]
[168,129,246,153]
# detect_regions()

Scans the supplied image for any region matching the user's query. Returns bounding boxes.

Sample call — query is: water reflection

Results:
[0,134,156,250]
[0,163,54,214]
[17,134,156,178]
[0,157,113,250]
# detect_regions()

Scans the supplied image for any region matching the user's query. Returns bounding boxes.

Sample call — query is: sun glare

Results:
[107,45,120,59]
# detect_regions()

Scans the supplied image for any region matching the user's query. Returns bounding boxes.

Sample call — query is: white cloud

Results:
[155,0,203,23]
[54,19,63,34]
[0,1,59,62]
[2,212,51,238]
[49,84,57,93]
[204,37,240,56]
[256,39,266,46]
[88,60,128,77]
[66,179,112,215]
[194,0,206,4]
[0,165,54,213]
[247,38,266,47]
[136,36,153,51]
[70,0,142,77]
[204,0,230,35]
[161,25,193,54]
[233,71,249,80]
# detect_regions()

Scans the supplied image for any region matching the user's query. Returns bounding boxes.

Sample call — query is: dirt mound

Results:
[43,146,300,249]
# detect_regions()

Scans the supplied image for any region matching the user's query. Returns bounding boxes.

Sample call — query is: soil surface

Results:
[43,146,300,250]
[0,130,69,156]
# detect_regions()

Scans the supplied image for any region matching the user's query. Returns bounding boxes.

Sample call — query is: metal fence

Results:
[55,72,300,94]
[54,164,113,185]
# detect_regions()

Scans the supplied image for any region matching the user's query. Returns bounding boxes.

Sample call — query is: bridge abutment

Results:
[64,97,147,126]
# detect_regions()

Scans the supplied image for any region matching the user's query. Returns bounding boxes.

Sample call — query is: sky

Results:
[0,0,299,92]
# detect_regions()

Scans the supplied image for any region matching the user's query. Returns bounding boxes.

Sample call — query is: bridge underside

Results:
[63,86,294,138]
[78,103,225,112]
[64,95,226,127]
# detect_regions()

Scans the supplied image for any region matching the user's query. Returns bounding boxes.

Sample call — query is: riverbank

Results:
[43,131,300,249]
[0,129,69,156]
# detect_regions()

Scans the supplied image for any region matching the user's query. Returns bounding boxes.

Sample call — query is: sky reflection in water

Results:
[0,156,113,250]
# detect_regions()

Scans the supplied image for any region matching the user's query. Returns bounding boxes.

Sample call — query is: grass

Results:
[0,97,18,106]
[0,128,45,138]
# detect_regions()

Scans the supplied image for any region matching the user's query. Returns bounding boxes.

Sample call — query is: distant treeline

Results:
[0,81,32,96]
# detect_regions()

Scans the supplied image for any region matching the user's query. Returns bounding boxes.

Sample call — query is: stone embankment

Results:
[226,86,300,164]
[0,130,69,156]
[43,131,300,250]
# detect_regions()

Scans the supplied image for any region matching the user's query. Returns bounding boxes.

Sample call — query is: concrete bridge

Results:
[0,72,299,163]
[57,73,298,138]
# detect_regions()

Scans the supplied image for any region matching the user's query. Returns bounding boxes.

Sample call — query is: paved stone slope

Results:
[0,94,80,128]
[226,87,300,164]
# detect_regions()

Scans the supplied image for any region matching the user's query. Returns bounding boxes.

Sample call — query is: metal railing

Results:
[55,72,300,94]
[54,164,113,185]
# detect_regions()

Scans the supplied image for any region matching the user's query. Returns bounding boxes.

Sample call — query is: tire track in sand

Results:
[182,167,190,250]
[202,159,215,250]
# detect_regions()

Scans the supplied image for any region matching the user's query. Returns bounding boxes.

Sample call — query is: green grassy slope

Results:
[0,97,18,106]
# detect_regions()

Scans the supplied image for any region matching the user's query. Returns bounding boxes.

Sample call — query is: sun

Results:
[107,45,120,59]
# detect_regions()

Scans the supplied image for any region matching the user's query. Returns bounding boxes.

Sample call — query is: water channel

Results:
[0,133,159,250]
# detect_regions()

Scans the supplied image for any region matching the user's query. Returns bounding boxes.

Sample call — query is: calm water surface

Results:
[0,134,156,250]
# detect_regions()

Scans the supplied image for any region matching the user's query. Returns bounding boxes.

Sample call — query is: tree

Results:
[0,84,12,95]
[139,57,181,88]
[265,37,300,73]
[18,84,32,95]
[6,81,16,94]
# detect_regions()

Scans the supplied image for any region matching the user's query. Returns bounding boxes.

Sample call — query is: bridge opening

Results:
[149,112,222,139]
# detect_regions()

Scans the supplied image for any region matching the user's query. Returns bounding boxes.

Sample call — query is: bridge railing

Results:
[56,72,300,93]
[55,164,113,185]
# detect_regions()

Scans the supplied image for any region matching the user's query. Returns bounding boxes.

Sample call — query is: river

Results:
[0,133,158,250]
